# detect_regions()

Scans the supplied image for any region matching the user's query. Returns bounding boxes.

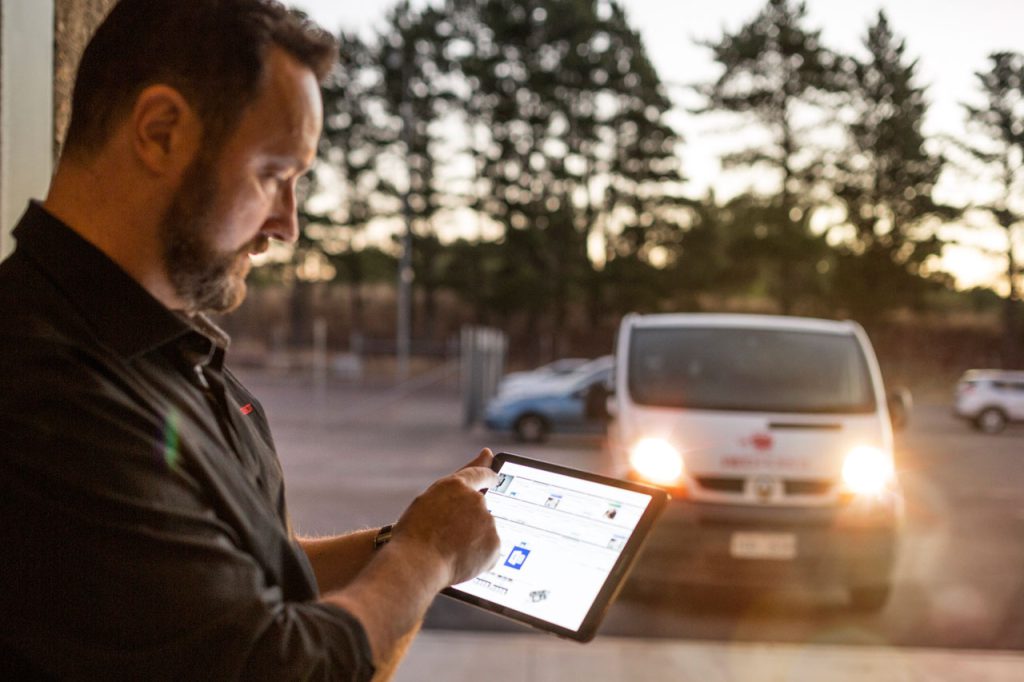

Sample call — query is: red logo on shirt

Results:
[240,403,254,415]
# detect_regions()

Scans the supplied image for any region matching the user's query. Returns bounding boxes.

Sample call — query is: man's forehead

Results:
[234,47,323,161]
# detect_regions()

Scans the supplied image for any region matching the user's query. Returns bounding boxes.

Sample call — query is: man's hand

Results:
[389,448,500,586]
[325,448,502,677]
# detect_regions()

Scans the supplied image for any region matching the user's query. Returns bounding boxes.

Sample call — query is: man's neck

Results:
[43,160,183,311]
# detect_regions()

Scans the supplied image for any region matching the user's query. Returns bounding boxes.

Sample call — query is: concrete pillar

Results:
[0,0,116,261]
[0,0,54,260]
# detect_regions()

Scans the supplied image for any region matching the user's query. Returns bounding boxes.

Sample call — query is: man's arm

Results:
[314,450,500,677]
[298,529,378,593]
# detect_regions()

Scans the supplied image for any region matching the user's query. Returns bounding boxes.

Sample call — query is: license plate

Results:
[729,532,797,560]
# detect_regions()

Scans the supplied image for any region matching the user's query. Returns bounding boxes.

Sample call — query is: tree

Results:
[696,0,844,313]
[959,51,1024,365]
[293,31,389,344]
[449,0,685,354]
[376,3,457,341]
[437,238,505,324]
[829,11,951,324]
[292,0,685,357]
[300,7,452,345]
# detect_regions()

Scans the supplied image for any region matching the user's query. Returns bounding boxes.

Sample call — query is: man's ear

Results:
[130,85,201,176]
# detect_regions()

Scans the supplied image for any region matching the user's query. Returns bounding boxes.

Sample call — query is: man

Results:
[0,1,499,679]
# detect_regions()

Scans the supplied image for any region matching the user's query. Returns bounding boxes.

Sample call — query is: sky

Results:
[288,0,1024,292]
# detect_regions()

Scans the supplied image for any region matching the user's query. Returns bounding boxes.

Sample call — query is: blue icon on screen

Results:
[504,546,530,569]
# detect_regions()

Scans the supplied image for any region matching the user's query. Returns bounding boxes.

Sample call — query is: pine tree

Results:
[696,0,843,313]
[450,0,685,352]
[296,31,395,344]
[376,3,456,341]
[298,0,685,355]
[960,51,1024,365]
[830,11,950,323]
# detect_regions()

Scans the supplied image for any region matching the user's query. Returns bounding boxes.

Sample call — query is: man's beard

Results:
[158,152,267,315]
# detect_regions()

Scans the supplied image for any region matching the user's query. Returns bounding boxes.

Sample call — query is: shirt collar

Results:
[12,202,229,361]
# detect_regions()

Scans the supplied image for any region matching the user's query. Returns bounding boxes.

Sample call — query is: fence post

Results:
[461,326,507,429]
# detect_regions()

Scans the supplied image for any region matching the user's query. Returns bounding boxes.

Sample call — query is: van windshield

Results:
[628,327,876,413]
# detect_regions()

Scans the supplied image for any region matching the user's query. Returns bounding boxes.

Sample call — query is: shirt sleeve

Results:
[0,346,376,681]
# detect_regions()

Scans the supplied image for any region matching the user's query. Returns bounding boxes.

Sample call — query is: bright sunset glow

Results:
[290,0,1023,292]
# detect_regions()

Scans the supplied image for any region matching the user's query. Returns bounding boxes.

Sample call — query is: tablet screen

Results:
[447,456,660,634]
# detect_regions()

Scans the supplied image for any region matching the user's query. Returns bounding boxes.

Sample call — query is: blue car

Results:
[484,357,612,442]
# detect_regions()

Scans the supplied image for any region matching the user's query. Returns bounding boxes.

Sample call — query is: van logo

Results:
[753,477,777,501]
[742,433,774,451]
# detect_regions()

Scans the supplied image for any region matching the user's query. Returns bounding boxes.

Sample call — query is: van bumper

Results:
[628,497,900,590]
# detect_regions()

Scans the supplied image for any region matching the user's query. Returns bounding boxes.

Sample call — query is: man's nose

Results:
[262,181,299,243]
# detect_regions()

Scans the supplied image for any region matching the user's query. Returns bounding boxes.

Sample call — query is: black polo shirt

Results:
[0,204,374,681]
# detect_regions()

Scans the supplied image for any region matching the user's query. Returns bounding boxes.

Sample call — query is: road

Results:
[235,367,1024,652]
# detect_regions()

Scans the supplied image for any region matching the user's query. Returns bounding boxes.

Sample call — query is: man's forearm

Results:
[325,536,450,674]
[298,529,378,593]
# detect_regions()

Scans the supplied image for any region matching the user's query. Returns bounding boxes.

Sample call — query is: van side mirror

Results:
[887,387,912,431]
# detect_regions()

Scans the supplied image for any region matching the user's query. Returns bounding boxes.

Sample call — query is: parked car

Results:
[954,369,1024,433]
[607,313,904,611]
[495,357,590,395]
[484,356,613,442]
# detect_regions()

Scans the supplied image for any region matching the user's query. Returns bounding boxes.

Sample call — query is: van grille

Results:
[783,479,834,495]
[695,477,745,493]
[695,477,834,496]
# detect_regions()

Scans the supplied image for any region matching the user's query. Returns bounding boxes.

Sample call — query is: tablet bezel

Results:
[441,452,669,642]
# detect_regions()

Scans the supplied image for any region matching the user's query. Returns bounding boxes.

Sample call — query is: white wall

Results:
[0,0,54,261]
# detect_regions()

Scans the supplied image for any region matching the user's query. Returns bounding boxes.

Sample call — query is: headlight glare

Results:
[841,446,893,496]
[629,438,684,486]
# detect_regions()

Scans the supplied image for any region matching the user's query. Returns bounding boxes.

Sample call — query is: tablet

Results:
[442,453,669,642]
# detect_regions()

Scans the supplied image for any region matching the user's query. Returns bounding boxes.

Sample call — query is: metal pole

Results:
[396,58,414,383]
[312,316,327,413]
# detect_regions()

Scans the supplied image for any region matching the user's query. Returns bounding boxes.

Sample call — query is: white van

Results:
[607,313,904,610]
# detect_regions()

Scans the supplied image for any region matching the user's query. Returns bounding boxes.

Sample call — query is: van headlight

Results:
[841,446,894,496]
[630,438,684,486]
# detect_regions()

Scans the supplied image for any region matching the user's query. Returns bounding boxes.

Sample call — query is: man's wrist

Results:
[373,524,394,550]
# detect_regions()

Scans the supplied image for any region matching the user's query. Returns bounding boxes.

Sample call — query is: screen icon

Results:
[504,546,531,569]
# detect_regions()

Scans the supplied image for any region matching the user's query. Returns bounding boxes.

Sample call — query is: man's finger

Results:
[459,447,494,472]
[454,464,498,492]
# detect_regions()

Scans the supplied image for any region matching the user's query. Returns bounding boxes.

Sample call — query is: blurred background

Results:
[200,0,1024,397]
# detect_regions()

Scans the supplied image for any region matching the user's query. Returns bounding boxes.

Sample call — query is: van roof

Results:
[622,313,860,335]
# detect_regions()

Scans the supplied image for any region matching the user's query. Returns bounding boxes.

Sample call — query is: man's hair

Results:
[63,0,337,158]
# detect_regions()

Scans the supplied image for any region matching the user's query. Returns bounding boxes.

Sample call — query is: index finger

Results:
[453,465,498,492]
[458,448,494,472]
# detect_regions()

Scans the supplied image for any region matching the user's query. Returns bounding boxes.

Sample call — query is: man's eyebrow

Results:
[265,154,315,175]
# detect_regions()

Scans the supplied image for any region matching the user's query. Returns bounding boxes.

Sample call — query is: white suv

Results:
[954,370,1024,434]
